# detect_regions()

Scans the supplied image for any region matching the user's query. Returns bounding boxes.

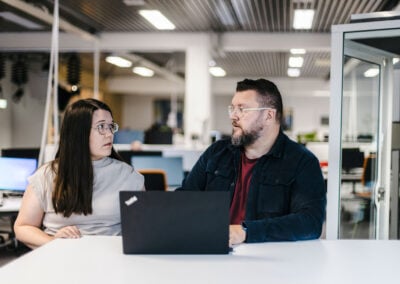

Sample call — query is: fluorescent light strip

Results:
[293,9,314,30]
[0,11,43,29]
[139,10,175,30]
[105,56,132,68]
[209,66,226,77]
[289,56,304,68]
[133,66,154,77]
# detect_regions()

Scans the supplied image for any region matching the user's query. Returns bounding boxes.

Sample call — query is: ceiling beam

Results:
[0,32,331,52]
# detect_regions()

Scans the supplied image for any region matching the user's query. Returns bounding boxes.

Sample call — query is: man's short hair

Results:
[236,78,283,123]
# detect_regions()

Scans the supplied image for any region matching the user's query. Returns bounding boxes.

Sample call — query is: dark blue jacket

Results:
[178,131,326,242]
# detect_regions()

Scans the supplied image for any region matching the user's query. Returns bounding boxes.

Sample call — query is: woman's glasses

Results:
[92,122,119,135]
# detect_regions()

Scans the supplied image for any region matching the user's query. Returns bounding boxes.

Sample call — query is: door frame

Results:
[327,19,400,239]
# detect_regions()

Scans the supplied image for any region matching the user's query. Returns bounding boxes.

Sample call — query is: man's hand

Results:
[229,224,246,246]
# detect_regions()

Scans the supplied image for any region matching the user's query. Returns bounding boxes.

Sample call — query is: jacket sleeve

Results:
[175,146,211,191]
[243,156,326,242]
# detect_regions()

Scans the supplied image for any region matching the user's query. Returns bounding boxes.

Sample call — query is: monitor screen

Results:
[131,156,184,187]
[341,148,365,173]
[0,157,37,192]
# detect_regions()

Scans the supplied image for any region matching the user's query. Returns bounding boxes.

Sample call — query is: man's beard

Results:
[231,124,263,147]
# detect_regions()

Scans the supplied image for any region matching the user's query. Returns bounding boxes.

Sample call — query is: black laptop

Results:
[119,191,230,254]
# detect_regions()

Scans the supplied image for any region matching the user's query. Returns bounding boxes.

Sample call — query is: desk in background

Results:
[1,236,399,284]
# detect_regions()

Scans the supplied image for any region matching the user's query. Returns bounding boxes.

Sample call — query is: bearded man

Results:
[178,78,326,246]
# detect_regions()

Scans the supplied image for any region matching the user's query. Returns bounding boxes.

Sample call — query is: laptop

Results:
[131,156,184,187]
[119,191,230,254]
[0,157,37,193]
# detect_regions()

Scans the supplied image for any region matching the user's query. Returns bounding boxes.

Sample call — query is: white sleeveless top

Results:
[28,157,144,236]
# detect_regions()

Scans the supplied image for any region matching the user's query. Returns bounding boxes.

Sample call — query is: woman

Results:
[14,99,144,249]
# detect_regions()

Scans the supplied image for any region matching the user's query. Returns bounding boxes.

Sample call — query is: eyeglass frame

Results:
[92,122,119,135]
[228,105,274,117]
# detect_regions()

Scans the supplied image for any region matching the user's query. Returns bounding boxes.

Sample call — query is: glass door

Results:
[339,33,395,239]
[339,54,380,239]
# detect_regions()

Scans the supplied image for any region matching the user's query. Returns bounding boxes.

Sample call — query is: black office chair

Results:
[139,169,167,191]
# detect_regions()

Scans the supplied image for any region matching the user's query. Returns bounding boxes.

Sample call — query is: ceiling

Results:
[0,0,399,81]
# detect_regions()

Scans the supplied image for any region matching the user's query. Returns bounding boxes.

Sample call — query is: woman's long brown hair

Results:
[51,99,122,217]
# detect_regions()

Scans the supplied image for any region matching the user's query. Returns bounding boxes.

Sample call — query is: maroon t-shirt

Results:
[229,152,258,224]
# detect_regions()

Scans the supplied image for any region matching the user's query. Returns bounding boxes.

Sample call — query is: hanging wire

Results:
[38,0,59,166]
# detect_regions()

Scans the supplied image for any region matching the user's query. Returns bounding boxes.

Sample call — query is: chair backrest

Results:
[362,154,376,187]
[139,169,167,191]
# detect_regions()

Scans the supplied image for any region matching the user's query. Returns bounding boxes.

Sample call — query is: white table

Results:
[1,236,399,284]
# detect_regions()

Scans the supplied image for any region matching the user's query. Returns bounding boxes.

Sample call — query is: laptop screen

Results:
[0,157,37,192]
[131,156,184,186]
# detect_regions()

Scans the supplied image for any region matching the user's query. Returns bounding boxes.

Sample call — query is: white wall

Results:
[121,95,156,131]
[121,93,330,140]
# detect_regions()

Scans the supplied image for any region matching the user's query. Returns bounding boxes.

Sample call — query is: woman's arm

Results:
[14,184,54,249]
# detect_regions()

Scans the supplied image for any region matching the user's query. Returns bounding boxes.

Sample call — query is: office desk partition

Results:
[1,236,399,284]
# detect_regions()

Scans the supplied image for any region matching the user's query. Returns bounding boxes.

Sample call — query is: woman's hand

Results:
[54,226,81,239]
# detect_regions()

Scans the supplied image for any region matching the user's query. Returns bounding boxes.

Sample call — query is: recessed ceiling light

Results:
[290,48,306,55]
[287,68,300,77]
[288,56,304,68]
[393,58,400,65]
[105,56,132,68]
[139,10,175,30]
[209,66,226,77]
[293,9,314,30]
[133,66,155,77]
[364,68,379,77]
[0,11,43,29]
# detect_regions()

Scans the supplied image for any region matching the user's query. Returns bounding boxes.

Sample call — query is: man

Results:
[178,78,326,246]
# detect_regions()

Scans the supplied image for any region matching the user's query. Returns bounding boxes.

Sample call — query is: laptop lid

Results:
[131,156,184,187]
[0,157,37,192]
[120,191,230,254]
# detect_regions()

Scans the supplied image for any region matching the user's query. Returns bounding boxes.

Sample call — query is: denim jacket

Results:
[179,131,326,242]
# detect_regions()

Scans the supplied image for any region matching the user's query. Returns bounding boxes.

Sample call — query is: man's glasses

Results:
[228,106,273,117]
[92,122,119,135]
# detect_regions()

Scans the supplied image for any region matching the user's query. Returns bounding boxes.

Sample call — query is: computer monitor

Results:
[131,156,184,187]
[341,148,365,173]
[117,150,162,164]
[1,147,40,160]
[0,157,37,192]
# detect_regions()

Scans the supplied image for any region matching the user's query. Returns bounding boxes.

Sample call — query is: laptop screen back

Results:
[131,156,184,186]
[120,191,230,254]
[0,157,37,192]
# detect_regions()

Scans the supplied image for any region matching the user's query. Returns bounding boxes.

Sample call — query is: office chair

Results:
[138,169,167,191]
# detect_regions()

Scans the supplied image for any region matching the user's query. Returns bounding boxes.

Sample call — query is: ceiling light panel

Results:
[288,56,304,68]
[139,10,175,30]
[106,56,132,68]
[293,9,315,30]
[133,66,155,77]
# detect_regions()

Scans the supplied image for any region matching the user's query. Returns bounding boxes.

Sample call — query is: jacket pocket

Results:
[205,162,233,191]
[257,172,293,217]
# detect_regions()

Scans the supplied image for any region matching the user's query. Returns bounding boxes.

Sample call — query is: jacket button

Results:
[275,179,279,183]
[214,170,219,174]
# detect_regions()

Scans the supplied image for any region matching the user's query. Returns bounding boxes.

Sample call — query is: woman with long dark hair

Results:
[14,99,144,249]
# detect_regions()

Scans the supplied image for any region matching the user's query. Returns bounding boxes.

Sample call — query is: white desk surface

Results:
[1,236,399,284]
[0,197,21,213]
